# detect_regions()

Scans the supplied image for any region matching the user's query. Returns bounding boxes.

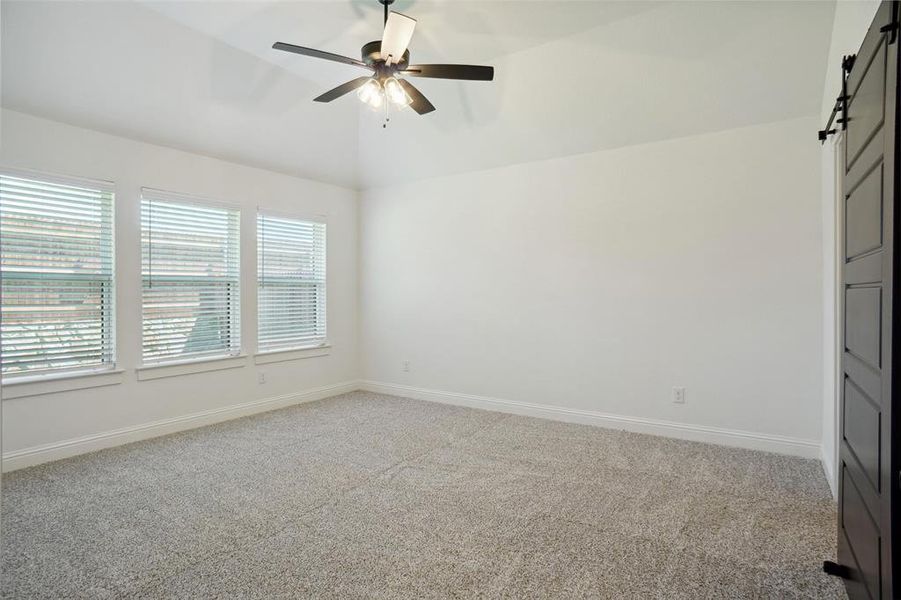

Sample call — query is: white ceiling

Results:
[2,1,836,189]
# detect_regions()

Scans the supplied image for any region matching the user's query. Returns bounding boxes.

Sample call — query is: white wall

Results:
[0,109,359,461]
[361,116,824,448]
[819,0,880,496]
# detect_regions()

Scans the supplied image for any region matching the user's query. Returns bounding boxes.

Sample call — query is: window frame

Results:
[0,166,118,385]
[256,209,328,356]
[140,187,242,367]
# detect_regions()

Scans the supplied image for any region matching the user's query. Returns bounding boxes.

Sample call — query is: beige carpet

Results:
[3,391,844,598]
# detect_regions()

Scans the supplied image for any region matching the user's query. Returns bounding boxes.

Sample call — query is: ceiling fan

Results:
[272,0,494,116]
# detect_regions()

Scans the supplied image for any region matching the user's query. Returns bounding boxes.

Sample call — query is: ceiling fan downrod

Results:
[379,0,395,26]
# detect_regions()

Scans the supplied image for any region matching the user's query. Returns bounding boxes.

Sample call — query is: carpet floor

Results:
[3,391,843,599]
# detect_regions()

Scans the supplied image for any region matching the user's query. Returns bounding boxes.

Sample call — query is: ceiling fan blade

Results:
[272,42,372,70]
[403,64,494,81]
[381,11,416,66]
[398,79,435,115]
[314,77,373,103]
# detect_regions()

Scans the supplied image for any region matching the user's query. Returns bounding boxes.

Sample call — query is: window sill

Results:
[254,345,331,365]
[137,354,248,381]
[2,368,125,400]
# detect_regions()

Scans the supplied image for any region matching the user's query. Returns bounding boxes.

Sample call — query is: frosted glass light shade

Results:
[358,79,384,108]
[384,77,411,107]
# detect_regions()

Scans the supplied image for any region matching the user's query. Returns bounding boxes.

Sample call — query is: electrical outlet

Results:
[402,360,410,372]
[672,387,685,404]
[258,372,266,384]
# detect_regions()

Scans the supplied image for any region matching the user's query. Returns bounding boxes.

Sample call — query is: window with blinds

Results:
[141,189,240,364]
[257,213,326,352]
[0,171,115,378]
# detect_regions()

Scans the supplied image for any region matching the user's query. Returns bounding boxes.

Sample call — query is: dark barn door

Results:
[838,2,900,599]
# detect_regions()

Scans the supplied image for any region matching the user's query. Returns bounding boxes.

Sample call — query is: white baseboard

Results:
[360,380,822,459]
[821,444,838,499]
[3,379,826,472]
[1,380,359,472]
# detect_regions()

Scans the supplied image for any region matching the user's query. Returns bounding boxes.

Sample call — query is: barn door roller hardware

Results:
[881,0,900,44]
[818,54,856,143]
[819,4,900,142]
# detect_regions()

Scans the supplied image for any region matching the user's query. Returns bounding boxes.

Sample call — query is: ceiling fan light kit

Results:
[272,0,494,124]
[383,78,412,107]
[357,78,384,109]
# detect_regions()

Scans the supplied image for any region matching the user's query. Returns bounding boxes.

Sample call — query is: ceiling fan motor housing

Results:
[361,40,409,75]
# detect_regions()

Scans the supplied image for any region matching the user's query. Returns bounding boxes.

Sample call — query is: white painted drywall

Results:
[0,109,359,455]
[361,116,824,444]
[819,0,880,496]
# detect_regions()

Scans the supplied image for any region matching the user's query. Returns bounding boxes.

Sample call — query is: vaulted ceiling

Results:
[2,1,836,189]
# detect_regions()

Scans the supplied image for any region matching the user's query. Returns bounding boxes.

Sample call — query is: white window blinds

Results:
[257,213,326,352]
[141,189,240,363]
[0,171,115,378]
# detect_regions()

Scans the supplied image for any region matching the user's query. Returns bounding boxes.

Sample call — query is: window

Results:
[257,213,326,352]
[0,170,115,379]
[141,189,240,364]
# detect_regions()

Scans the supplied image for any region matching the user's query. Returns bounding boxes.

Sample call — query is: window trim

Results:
[0,165,115,195]
[256,209,328,355]
[136,353,248,381]
[255,207,327,225]
[140,187,242,366]
[141,187,241,212]
[2,368,125,400]
[253,344,331,365]
[0,165,118,381]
